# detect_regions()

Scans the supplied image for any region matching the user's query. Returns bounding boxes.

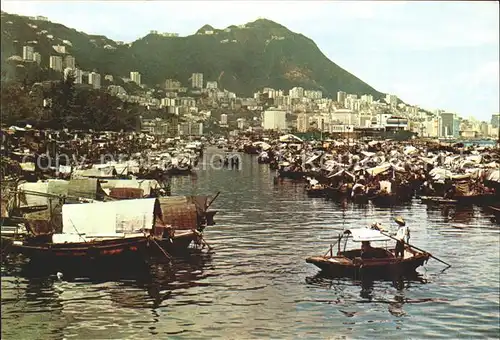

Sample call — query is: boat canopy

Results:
[252,141,271,150]
[343,227,392,242]
[279,134,303,143]
[62,198,159,236]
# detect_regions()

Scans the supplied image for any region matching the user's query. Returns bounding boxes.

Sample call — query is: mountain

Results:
[1,11,384,99]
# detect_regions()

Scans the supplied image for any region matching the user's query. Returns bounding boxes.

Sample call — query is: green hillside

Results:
[1,11,384,99]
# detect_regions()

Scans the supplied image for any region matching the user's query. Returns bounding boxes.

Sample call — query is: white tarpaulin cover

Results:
[487,169,500,182]
[345,228,392,242]
[99,179,159,196]
[62,198,157,236]
[366,164,391,176]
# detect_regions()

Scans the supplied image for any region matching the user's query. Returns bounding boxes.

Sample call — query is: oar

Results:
[323,237,341,257]
[379,230,451,268]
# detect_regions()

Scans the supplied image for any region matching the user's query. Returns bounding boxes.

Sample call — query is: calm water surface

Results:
[2,151,499,339]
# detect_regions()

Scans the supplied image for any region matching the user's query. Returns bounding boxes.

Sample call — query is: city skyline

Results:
[1,0,498,120]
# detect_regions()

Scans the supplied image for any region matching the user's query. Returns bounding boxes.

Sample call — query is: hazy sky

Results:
[2,1,499,120]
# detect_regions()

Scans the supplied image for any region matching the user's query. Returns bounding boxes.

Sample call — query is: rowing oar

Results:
[324,237,341,257]
[201,236,213,251]
[206,191,221,209]
[379,230,451,268]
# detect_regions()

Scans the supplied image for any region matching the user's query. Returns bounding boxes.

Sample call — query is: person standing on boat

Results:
[394,216,410,258]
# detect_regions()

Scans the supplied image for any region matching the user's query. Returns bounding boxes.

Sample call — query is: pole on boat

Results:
[378,230,451,268]
[148,235,172,260]
[207,191,220,209]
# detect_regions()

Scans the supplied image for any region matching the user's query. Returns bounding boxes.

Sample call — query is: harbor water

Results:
[2,151,499,339]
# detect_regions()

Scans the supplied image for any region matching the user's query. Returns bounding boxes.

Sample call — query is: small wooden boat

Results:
[306,184,327,198]
[488,206,500,221]
[420,196,458,205]
[278,169,306,180]
[306,227,430,278]
[370,192,397,206]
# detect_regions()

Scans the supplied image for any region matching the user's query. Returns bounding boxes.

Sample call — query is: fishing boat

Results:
[6,194,219,266]
[7,198,161,267]
[306,184,328,198]
[306,227,430,278]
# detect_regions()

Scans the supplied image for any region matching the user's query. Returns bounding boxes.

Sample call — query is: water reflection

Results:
[2,151,499,339]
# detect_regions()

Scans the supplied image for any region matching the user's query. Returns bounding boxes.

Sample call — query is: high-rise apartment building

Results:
[191,73,203,89]
[88,72,101,89]
[63,55,76,69]
[22,46,34,61]
[49,56,63,72]
[130,71,141,85]
[32,52,41,65]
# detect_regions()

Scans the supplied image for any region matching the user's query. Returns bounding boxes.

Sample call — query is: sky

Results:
[1,1,499,121]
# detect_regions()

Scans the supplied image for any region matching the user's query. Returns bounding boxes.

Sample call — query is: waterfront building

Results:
[491,113,499,128]
[440,112,457,137]
[263,108,287,131]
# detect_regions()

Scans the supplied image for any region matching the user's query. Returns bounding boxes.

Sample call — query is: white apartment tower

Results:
[22,46,34,61]
[63,55,76,69]
[49,56,63,72]
[289,87,304,99]
[88,72,101,89]
[130,71,141,85]
[263,109,287,131]
[206,81,218,89]
[191,73,203,89]
[220,113,228,126]
[74,68,83,84]
[32,52,41,65]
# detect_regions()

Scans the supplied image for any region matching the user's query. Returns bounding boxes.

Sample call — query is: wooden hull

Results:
[166,167,193,176]
[306,188,327,198]
[352,193,369,204]
[306,252,429,279]
[324,187,350,200]
[156,230,203,255]
[8,236,150,269]
[371,193,407,207]
[455,194,498,205]
[278,170,306,180]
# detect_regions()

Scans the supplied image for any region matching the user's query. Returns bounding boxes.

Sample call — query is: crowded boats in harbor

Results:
[1,125,499,279]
